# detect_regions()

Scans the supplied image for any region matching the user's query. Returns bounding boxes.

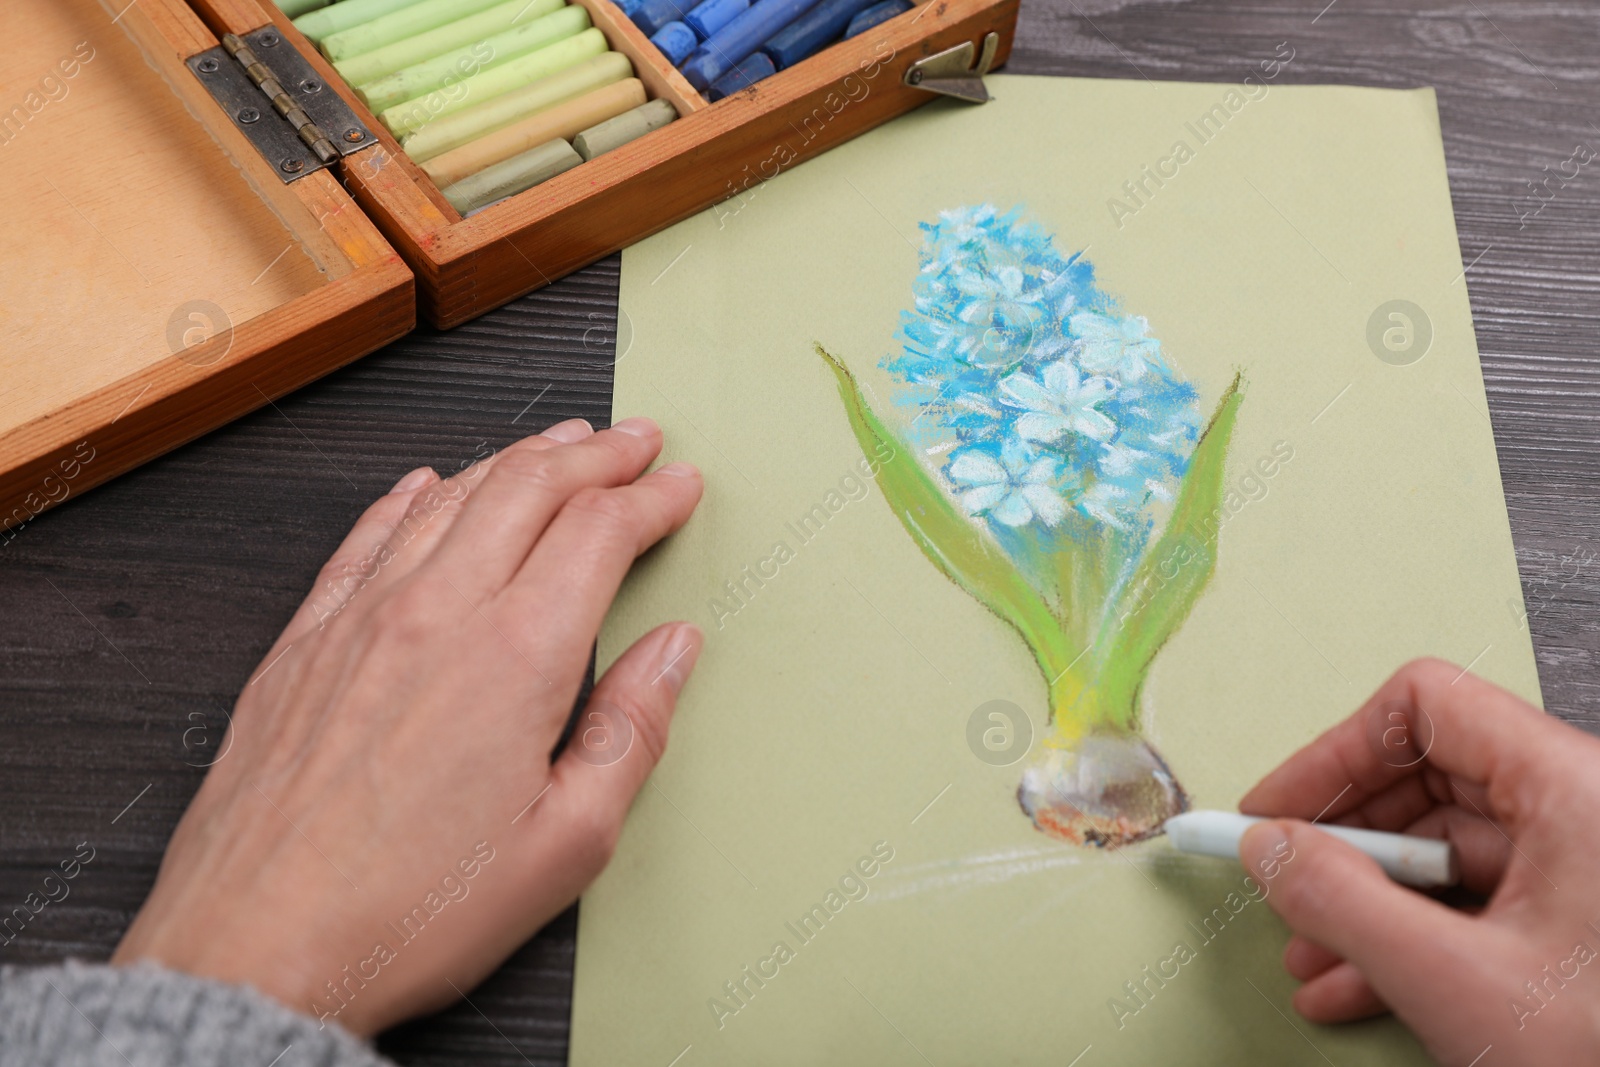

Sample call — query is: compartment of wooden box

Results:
[0,0,413,535]
[191,0,1019,327]
[3,0,1016,529]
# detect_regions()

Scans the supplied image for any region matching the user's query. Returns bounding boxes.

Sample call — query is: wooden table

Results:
[4,1,1597,1063]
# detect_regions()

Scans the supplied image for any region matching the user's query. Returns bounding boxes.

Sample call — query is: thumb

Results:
[531,622,704,873]
[1242,820,1476,1020]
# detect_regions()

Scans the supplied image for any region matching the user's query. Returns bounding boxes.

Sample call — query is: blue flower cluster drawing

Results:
[885,205,1202,558]
[820,203,1244,845]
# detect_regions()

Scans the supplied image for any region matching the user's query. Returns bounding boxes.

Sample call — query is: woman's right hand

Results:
[1238,658,1600,1067]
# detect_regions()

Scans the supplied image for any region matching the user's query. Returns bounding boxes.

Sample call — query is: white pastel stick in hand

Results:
[1164,810,1459,888]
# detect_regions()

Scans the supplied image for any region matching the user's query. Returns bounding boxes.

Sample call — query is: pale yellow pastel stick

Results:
[441,138,583,213]
[401,51,632,162]
[321,0,522,64]
[422,78,645,186]
[378,27,606,137]
[333,0,563,86]
[359,6,590,113]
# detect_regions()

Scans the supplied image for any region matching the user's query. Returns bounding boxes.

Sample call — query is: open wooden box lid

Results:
[0,0,413,535]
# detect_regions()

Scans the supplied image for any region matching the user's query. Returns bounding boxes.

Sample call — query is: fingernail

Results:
[1239,820,1293,878]
[652,624,703,696]
[541,418,592,444]
[612,416,658,438]
[657,462,698,478]
[389,467,434,494]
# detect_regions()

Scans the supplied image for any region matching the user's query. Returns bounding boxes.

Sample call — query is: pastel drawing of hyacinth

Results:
[816,204,1242,847]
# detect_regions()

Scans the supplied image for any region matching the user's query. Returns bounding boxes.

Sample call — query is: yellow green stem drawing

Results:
[816,204,1243,847]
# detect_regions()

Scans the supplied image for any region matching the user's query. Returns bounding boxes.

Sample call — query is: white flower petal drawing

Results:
[1021,484,1068,525]
[960,484,1011,514]
[1099,441,1150,478]
[948,451,1007,486]
[1014,411,1070,443]
[1001,361,1118,443]
[991,492,1035,526]
[1071,311,1161,383]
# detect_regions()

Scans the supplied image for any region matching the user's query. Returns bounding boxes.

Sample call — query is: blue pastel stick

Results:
[684,0,749,39]
[761,0,878,68]
[680,0,821,90]
[632,0,695,36]
[651,20,698,64]
[844,0,909,37]
[706,50,775,99]
[613,0,646,16]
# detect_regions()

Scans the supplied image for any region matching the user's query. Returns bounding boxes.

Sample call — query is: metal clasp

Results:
[903,32,999,103]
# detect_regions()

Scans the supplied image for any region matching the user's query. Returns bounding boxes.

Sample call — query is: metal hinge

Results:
[903,32,1000,104]
[187,26,375,183]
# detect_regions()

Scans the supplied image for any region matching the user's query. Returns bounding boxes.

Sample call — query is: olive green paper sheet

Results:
[574,74,1541,1066]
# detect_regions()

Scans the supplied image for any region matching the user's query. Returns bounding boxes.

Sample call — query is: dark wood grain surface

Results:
[4,1,1598,1063]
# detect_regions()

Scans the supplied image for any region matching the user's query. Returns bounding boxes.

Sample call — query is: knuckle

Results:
[1270,854,1322,917]
[564,487,636,536]
[315,552,364,593]
[489,446,567,497]
[609,690,669,767]
[566,801,620,868]
[1397,656,1455,689]
[369,580,444,646]
[312,497,409,592]
[598,428,646,461]
[407,482,468,529]
[312,547,389,613]
[359,489,413,529]
[1273,828,1356,915]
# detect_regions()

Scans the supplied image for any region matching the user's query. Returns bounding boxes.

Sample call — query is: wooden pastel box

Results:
[1,0,1017,533]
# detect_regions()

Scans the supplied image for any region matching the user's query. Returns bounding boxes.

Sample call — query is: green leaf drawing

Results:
[1090,374,1245,732]
[815,344,1079,689]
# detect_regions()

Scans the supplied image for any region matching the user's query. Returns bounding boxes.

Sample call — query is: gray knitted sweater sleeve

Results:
[0,961,396,1067]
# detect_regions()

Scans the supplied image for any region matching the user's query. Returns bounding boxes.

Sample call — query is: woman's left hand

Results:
[113,417,703,1036]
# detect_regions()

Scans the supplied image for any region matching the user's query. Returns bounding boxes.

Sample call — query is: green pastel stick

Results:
[333,0,563,86]
[401,50,631,162]
[275,0,328,17]
[440,138,582,213]
[320,0,508,63]
[573,98,677,160]
[358,6,590,113]
[293,0,431,41]
[377,27,605,137]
